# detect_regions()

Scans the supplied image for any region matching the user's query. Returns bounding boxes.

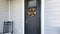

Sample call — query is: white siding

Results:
[45,0,60,34]
[0,0,9,33]
[10,0,24,34]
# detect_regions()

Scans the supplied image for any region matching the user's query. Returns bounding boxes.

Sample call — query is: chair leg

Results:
[11,32,13,34]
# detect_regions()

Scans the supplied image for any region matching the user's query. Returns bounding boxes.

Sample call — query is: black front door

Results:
[25,0,41,34]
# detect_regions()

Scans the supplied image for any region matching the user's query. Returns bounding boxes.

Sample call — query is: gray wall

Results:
[0,0,9,33]
[10,0,24,34]
[45,0,60,34]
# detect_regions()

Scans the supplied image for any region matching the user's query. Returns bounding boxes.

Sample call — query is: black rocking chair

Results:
[3,21,13,34]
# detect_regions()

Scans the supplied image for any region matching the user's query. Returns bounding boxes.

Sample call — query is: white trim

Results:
[41,0,44,34]
[9,0,10,21]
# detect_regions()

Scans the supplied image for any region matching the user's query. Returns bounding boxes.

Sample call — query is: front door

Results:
[25,0,41,34]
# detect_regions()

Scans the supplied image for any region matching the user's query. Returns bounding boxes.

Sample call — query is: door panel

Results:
[25,0,41,34]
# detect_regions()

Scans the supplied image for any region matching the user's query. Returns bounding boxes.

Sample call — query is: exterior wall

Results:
[45,0,60,34]
[10,0,24,34]
[0,0,9,33]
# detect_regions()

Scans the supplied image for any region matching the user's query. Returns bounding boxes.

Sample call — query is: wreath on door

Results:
[28,7,36,16]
